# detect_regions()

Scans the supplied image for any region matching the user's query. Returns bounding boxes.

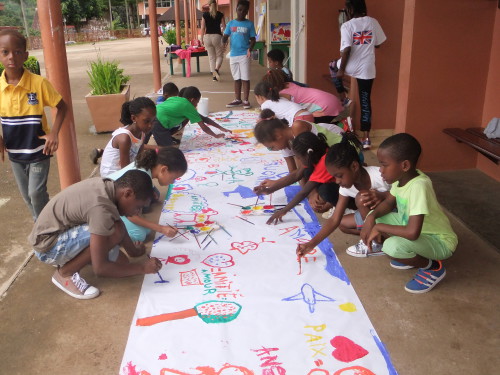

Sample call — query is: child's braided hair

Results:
[292,132,329,170]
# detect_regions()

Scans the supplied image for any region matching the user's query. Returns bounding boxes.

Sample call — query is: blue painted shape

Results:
[284,185,350,285]
[283,283,335,313]
[371,330,399,375]
[223,185,263,199]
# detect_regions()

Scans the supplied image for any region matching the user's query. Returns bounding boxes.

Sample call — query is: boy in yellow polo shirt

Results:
[0,30,67,220]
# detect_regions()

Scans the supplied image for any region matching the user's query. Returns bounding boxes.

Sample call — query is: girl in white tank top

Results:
[100,97,157,177]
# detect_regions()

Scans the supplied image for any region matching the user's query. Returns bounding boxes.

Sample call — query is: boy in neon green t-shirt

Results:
[361,133,457,293]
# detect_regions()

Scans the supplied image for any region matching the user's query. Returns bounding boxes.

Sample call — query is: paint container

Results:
[263,209,274,214]
[263,205,274,209]
[242,206,251,210]
[198,97,209,116]
[241,210,252,215]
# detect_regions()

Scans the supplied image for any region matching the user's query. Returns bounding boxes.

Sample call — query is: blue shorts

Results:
[354,210,364,229]
[35,225,120,266]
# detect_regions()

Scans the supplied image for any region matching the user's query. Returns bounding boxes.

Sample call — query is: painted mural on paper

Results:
[120,111,397,375]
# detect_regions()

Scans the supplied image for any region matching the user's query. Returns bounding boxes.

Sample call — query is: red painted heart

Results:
[330,336,369,362]
[230,241,259,254]
[202,253,235,268]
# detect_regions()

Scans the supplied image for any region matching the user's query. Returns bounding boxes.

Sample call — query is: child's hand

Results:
[0,135,4,162]
[39,133,59,155]
[266,209,287,225]
[159,225,178,238]
[296,243,314,258]
[213,133,225,139]
[360,215,375,245]
[143,256,163,274]
[366,227,382,250]
[254,179,274,195]
[359,189,382,210]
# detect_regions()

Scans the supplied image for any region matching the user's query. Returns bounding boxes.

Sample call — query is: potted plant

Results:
[85,57,131,133]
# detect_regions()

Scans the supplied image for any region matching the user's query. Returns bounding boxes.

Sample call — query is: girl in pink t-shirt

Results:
[263,69,343,123]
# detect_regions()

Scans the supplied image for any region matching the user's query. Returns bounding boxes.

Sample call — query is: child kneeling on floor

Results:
[361,133,458,293]
[28,170,163,300]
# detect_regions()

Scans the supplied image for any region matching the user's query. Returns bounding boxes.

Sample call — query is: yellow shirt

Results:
[0,69,62,163]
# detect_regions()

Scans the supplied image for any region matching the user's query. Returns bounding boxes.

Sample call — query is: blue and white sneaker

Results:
[390,259,415,270]
[405,261,446,293]
[346,240,385,257]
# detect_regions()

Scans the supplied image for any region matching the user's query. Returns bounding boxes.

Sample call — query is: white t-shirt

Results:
[339,166,391,197]
[261,98,305,127]
[100,127,145,177]
[340,16,386,79]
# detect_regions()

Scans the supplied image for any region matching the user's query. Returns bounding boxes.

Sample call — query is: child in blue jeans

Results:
[0,30,67,220]
[361,133,458,293]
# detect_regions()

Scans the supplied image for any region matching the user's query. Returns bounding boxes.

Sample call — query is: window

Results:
[145,0,174,7]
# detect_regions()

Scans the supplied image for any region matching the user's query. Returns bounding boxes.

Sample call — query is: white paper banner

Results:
[120,111,397,375]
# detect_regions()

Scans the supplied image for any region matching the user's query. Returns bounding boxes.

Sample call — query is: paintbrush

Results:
[147,254,169,284]
[201,228,214,244]
[220,225,232,237]
[193,233,201,249]
[202,239,213,250]
[169,230,190,241]
[227,203,244,208]
[235,216,255,225]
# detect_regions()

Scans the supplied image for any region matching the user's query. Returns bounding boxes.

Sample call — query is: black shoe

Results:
[90,148,103,164]
[212,76,218,82]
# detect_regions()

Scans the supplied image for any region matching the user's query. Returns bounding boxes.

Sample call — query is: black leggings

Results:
[152,119,183,146]
[334,77,374,132]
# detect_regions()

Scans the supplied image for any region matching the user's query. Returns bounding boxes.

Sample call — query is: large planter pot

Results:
[85,84,131,133]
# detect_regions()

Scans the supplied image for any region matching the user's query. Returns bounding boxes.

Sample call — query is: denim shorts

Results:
[354,210,364,229]
[35,225,120,266]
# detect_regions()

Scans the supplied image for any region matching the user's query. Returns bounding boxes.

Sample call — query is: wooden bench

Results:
[443,127,500,164]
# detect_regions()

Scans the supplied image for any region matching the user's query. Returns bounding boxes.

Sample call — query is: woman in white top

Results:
[100,97,156,177]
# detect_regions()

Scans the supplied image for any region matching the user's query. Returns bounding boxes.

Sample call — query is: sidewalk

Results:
[0,38,498,375]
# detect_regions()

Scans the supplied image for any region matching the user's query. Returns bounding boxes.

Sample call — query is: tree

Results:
[61,0,105,30]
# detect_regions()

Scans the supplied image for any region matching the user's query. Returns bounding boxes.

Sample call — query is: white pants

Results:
[203,34,224,73]
[229,55,251,81]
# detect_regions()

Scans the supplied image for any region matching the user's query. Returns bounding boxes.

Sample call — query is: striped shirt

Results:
[0,69,62,163]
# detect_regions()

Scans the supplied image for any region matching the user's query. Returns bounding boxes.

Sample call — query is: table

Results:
[169,50,209,77]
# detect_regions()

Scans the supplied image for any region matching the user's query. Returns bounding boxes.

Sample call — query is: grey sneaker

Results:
[346,240,385,257]
[52,270,100,300]
[242,100,252,109]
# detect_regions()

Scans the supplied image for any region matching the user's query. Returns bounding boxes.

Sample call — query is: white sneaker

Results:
[322,207,335,219]
[52,270,100,300]
[346,240,385,258]
[322,207,356,219]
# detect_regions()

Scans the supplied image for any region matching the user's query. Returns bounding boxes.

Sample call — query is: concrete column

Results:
[148,0,162,92]
[36,0,80,188]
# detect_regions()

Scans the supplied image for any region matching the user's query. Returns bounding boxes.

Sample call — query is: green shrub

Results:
[0,56,41,76]
[164,29,177,45]
[87,58,130,95]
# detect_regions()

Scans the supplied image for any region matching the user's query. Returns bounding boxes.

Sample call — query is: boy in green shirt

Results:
[152,86,231,146]
[361,133,458,293]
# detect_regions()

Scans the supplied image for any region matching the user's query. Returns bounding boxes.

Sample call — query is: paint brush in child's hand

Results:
[147,254,169,284]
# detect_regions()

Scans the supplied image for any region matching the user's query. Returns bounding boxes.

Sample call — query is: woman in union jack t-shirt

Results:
[334,0,386,151]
